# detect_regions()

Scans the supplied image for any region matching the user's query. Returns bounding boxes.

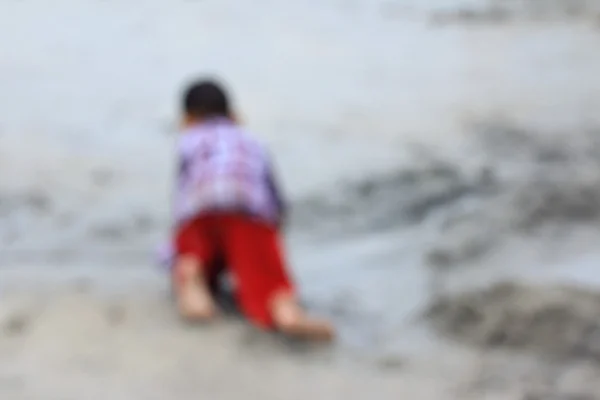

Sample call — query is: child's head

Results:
[182,79,233,125]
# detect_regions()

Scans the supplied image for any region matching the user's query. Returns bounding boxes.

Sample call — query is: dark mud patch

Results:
[291,160,497,236]
[0,189,55,247]
[295,122,600,268]
[459,353,600,400]
[430,0,600,25]
[0,189,53,217]
[426,282,600,362]
[2,312,31,337]
[88,223,130,241]
[425,123,600,267]
[431,6,512,26]
[87,212,157,241]
[89,168,117,188]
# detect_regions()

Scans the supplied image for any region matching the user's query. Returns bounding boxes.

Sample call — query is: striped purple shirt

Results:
[174,118,286,226]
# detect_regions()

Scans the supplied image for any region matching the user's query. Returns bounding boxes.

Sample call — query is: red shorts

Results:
[174,212,295,329]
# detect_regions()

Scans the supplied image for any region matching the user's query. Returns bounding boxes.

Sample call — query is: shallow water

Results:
[2,0,600,398]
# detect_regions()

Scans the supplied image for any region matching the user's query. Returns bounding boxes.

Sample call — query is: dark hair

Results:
[182,79,231,119]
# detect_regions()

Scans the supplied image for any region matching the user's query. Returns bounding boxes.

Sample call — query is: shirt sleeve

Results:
[264,155,288,228]
[176,136,194,186]
[171,136,193,227]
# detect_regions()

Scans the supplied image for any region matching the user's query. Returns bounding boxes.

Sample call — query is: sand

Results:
[2,0,600,398]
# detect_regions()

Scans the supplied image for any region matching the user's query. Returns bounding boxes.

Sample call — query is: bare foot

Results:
[271,292,335,342]
[173,256,218,322]
[278,316,335,342]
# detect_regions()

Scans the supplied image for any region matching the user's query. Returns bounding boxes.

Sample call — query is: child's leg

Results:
[173,216,219,321]
[220,214,334,341]
[172,255,217,320]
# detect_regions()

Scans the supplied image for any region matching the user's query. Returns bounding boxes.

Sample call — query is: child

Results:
[169,78,334,341]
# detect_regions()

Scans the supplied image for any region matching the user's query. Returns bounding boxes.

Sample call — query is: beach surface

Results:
[2,0,600,398]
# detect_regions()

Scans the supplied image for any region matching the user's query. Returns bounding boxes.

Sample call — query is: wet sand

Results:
[2,0,600,398]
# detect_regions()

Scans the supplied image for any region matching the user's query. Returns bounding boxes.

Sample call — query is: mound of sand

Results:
[426,282,600,362]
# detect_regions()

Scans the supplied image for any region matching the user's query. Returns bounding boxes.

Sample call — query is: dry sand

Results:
[2,0,600,398]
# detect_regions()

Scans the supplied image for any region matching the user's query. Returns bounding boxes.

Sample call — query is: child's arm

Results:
[176,137,193,188]
[157,139,191,271]
[265,159,288,229]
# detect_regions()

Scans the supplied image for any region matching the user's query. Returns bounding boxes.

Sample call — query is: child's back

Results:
[175,118,281,227]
